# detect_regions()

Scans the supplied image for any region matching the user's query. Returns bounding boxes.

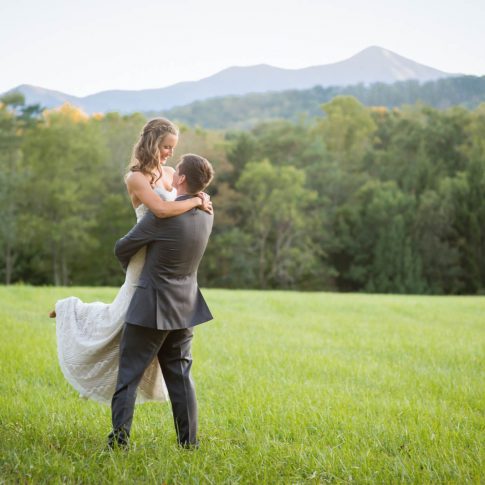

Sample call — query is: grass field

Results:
[0,286,483,484]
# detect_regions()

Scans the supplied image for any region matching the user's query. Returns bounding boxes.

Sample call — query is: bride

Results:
[51,118,212,404]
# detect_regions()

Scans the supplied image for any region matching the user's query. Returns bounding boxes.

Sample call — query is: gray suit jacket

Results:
[115,195,214,330]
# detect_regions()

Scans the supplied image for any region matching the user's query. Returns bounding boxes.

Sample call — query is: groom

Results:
[109,154,215,450]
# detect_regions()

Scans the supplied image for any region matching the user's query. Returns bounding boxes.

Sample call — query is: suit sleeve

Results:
[114,212,159,270]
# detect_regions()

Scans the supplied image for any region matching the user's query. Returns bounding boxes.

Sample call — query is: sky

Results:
[1,0,484,96]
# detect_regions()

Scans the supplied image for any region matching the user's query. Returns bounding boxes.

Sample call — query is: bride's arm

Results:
[126,172,206,218]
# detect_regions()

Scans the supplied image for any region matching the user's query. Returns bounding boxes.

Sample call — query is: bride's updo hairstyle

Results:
[127,117,179,185]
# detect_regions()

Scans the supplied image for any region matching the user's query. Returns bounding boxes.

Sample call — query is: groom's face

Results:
[172,164,184,190]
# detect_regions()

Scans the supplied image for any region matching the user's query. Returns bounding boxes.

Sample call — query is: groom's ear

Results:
[178,173,186,185]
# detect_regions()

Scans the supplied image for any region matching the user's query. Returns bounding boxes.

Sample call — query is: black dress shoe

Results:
[108,428,130,450]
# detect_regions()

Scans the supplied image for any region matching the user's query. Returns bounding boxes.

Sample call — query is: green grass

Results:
[0,286,483,484]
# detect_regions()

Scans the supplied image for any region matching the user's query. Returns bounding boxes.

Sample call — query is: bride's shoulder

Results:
[125,171,150,188]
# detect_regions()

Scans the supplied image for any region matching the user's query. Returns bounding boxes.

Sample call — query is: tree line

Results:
[152,75,485,130]
[1,92,484,294]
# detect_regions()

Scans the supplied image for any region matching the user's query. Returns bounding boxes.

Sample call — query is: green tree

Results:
[414,189,462,293]
[236,159,319,288]
[450,103,485,293]
[222,131,257,186]
[0,94,42,283]
[21,104,105,285]
[335,181,424,293]
[316,96,377,171]
[73,112,147,285]
[199,228,257,288]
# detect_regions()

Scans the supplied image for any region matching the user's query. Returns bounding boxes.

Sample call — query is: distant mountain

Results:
[3,46,460,114]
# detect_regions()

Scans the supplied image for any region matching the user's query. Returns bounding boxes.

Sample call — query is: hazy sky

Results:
[1,0,484,96]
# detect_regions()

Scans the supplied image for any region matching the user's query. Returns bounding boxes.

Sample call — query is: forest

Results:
[1,91,484,294]
[155,75,485,129]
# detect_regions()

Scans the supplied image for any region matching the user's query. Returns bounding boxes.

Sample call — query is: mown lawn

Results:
[0,286,483,483]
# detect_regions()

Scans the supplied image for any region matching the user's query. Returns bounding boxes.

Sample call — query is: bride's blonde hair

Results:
[127,118,179,185]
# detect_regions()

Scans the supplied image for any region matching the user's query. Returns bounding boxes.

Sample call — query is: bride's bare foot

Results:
[49,310,56,318]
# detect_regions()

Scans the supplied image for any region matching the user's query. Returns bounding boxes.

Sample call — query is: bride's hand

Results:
[197,192,213,215]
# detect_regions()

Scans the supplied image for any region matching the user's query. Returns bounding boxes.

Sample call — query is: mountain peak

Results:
[350,45,400,60]
[359,45,389,53]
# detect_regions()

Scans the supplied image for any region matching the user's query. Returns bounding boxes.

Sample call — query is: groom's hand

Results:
[197,192,213,215]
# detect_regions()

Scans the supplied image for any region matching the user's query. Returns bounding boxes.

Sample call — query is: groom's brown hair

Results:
[177,154,214,194]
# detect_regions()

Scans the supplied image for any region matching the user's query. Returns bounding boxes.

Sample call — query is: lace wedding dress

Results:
[55,186,176,404]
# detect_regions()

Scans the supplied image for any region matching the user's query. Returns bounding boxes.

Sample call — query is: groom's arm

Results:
[114,212,160,270]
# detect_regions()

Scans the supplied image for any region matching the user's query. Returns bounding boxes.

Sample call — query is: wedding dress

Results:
[55,185,176,404]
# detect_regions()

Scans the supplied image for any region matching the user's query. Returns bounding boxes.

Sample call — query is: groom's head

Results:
[173,154,214,195]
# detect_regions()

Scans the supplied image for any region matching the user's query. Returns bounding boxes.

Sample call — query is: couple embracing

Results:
[52,118,214,449]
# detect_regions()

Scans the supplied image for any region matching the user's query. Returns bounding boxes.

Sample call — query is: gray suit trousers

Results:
[111,323,197,445]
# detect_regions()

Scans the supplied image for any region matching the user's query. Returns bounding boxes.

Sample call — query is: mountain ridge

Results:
[3,46,460,113]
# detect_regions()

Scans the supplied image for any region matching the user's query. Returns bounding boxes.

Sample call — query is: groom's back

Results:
[144,208,213,282]
[125,208,214,330]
